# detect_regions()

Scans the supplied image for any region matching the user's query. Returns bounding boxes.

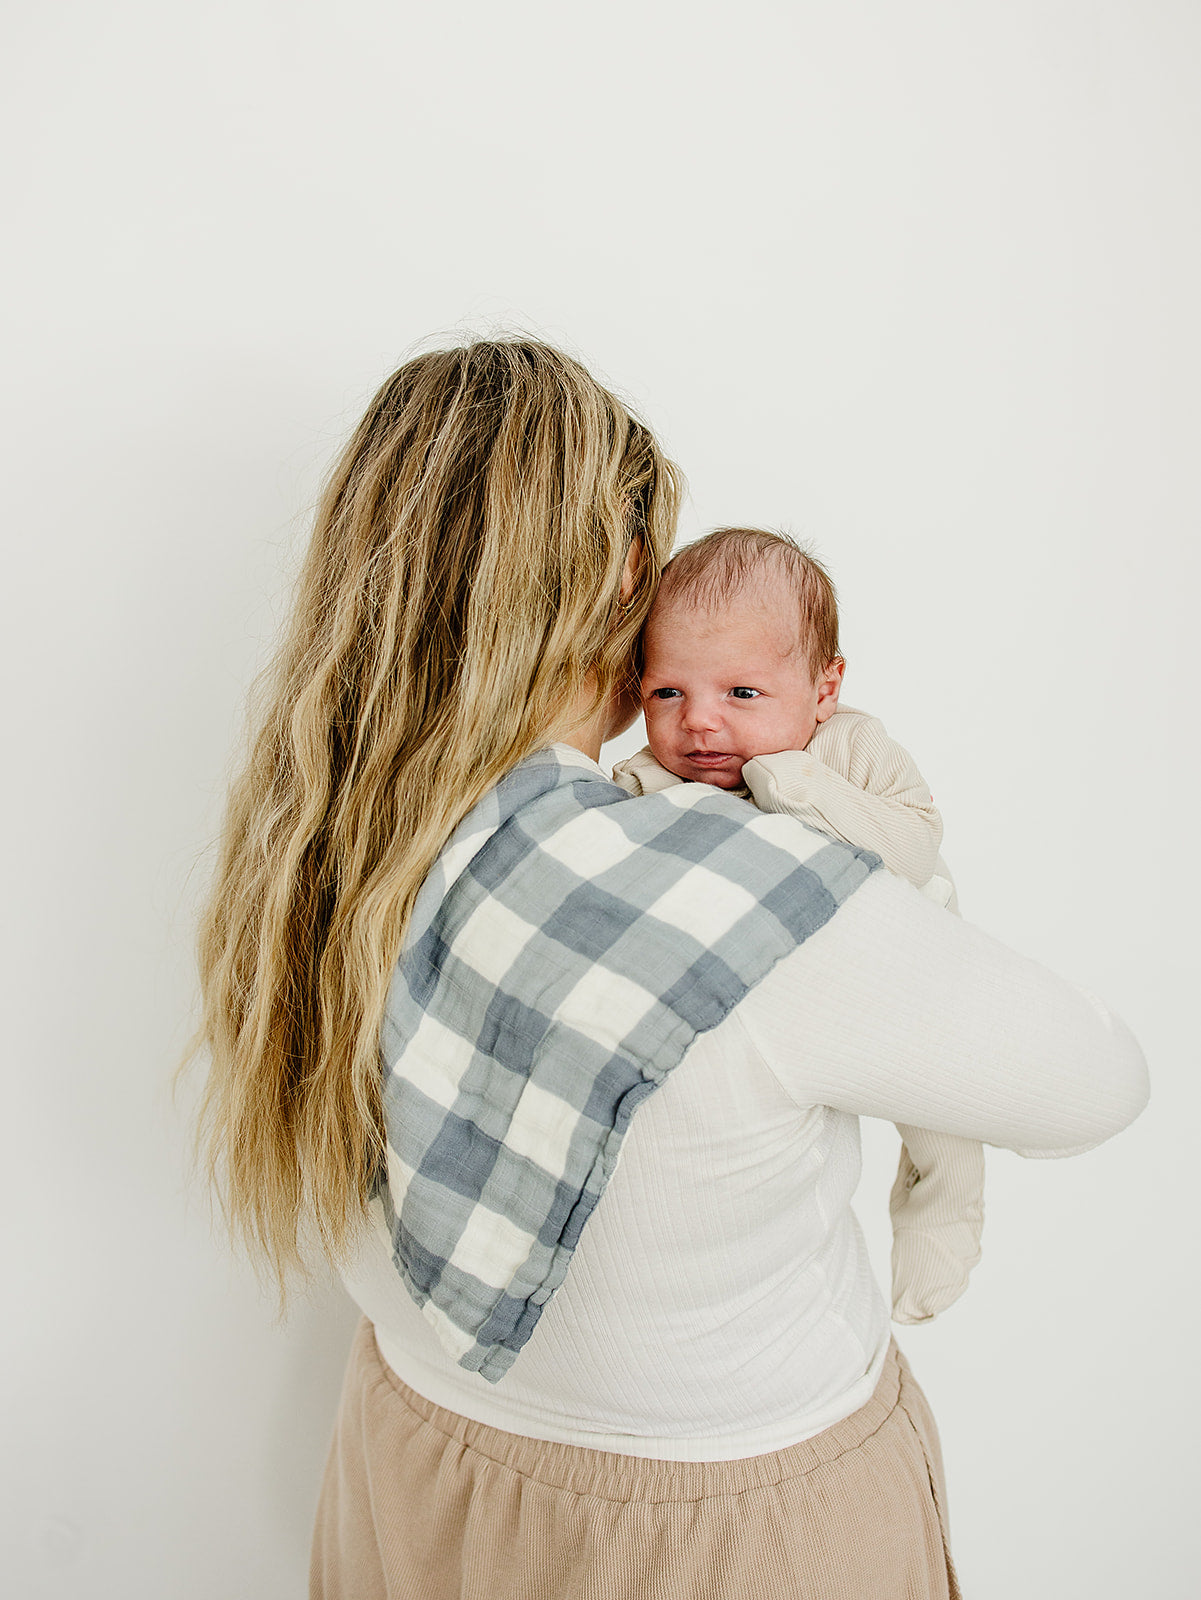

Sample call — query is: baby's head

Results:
[640,528,844,789]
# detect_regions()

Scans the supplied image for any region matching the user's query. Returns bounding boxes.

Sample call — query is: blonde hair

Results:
[190,339,682,1290]
[654,527,840,679]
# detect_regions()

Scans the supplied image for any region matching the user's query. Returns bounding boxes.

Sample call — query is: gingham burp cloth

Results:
[380,744,880,1380]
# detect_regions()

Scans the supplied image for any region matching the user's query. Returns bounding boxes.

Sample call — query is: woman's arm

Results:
[736,869,1148,1156]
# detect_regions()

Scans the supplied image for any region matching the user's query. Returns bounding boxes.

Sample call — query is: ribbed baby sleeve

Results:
[743,711,943,887]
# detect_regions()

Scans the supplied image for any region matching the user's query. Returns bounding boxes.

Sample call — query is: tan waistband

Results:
[363,1321,905,1504]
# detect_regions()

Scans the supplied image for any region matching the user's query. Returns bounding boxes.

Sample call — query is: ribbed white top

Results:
[341,869,1148,1460]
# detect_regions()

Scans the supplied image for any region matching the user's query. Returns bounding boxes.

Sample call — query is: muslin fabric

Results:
[379,742,878,1379]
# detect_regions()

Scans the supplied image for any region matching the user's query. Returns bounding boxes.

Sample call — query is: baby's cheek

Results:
[770,701,818,753]
[640,700,665,739]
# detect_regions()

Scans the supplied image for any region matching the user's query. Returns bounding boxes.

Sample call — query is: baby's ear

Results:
[814,657,845,723]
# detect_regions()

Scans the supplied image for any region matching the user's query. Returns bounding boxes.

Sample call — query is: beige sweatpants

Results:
[311,1318,961,1600]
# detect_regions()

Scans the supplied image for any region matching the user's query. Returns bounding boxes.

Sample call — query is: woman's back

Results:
[342,752,1145,1458]
[345,1009,885,1456]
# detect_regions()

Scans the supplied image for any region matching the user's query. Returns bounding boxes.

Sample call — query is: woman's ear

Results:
[814,657,845,723]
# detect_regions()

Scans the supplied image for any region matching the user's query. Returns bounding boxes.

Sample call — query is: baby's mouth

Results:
[686,750,737,766]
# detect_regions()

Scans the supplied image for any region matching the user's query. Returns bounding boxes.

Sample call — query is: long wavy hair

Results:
[191,339,682,1290]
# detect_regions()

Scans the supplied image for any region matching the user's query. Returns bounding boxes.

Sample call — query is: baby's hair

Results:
[656,527,841,679]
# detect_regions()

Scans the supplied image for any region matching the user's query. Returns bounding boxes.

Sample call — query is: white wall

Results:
[3,3,1197,1595]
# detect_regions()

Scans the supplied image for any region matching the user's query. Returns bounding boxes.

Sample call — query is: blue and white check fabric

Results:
[379,744,881,1381]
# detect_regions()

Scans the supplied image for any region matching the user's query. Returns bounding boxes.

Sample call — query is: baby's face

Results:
[640,592,841,789]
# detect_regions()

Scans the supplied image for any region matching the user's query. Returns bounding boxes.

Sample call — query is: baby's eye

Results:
[646,687,681,700]
[729,687,761,700]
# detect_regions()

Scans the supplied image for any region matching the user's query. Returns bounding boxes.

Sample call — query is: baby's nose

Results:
[681,698,724,732]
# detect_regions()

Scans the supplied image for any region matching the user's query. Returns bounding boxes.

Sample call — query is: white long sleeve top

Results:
[341,761,1148,1462]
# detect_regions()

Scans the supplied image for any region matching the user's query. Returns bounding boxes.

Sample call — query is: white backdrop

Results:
[3,3,1198,1596]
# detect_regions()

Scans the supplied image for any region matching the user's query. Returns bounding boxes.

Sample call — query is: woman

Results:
[194,339,1147,1599]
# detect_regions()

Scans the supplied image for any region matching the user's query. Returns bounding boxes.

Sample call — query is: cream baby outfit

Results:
[612,706,985,1325]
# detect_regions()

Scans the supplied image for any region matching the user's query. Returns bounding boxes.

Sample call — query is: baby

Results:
[612,527,984,1325]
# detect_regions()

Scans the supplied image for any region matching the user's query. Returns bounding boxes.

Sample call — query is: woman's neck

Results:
[556,670,638,766]
[556,699,607,765]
